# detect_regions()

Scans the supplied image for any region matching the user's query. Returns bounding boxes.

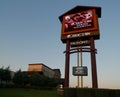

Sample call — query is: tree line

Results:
[0,66,60,88]
[0,66,11,86]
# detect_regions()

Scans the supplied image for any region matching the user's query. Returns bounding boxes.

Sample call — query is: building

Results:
[53,69,61,79]
[28,63,61,79]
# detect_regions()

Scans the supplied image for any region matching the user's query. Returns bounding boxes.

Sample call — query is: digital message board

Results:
[73,66,88,76]
[61,9,99,43]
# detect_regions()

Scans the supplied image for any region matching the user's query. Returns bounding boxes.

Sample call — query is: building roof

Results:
[28,63,54,71]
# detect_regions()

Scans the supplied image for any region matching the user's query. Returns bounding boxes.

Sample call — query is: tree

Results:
[0,67,4,85]
[2,66,11,85]
[47,78,59,87]
[12,69,23,86]
[30,72,42,87]
[0,66,11,86]
[22,72,29,86]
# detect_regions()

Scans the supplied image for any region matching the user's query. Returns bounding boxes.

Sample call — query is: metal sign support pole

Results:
[80,46,83,88]
[90,37,98,88]
[77,49,80,88]
[64,40,70,88]
[77,46,83,88]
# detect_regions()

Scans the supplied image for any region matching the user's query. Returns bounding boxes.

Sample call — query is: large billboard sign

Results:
[73,66,88,76]
[61,9,99,43]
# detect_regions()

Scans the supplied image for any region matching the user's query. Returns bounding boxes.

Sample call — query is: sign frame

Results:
[61,9,100,43]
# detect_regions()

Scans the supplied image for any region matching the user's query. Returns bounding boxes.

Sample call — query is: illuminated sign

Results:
[61,9,99,43]
[73,66,88,76]
[70,40,90,47]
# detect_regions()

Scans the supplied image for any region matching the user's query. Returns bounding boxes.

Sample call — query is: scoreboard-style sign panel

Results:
[73,66,88,76]
[61,9,100,43]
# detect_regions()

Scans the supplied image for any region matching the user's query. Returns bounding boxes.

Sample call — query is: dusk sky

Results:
[0,0,120,89]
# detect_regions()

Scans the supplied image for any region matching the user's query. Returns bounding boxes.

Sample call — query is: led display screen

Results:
[61,9,99,42]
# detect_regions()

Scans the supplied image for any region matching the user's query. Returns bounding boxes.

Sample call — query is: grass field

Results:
[1,88,120,97]
[0,88,62,97]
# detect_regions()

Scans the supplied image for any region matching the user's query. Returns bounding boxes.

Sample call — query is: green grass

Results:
[0,88,62,97]
[1,88,120,97]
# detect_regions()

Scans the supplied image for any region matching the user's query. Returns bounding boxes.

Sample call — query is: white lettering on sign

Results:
[66,32,90,39]
[71,40,89,45]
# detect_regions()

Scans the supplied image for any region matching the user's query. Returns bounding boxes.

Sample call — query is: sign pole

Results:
[90,37,98,88]
[80,46,83,88]
[77,46,83,88]
[64,40,70,87]
[77,49,80,88]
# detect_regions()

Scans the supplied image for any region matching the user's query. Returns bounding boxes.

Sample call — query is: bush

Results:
[63,88,120,97]
[63,88,77,97]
